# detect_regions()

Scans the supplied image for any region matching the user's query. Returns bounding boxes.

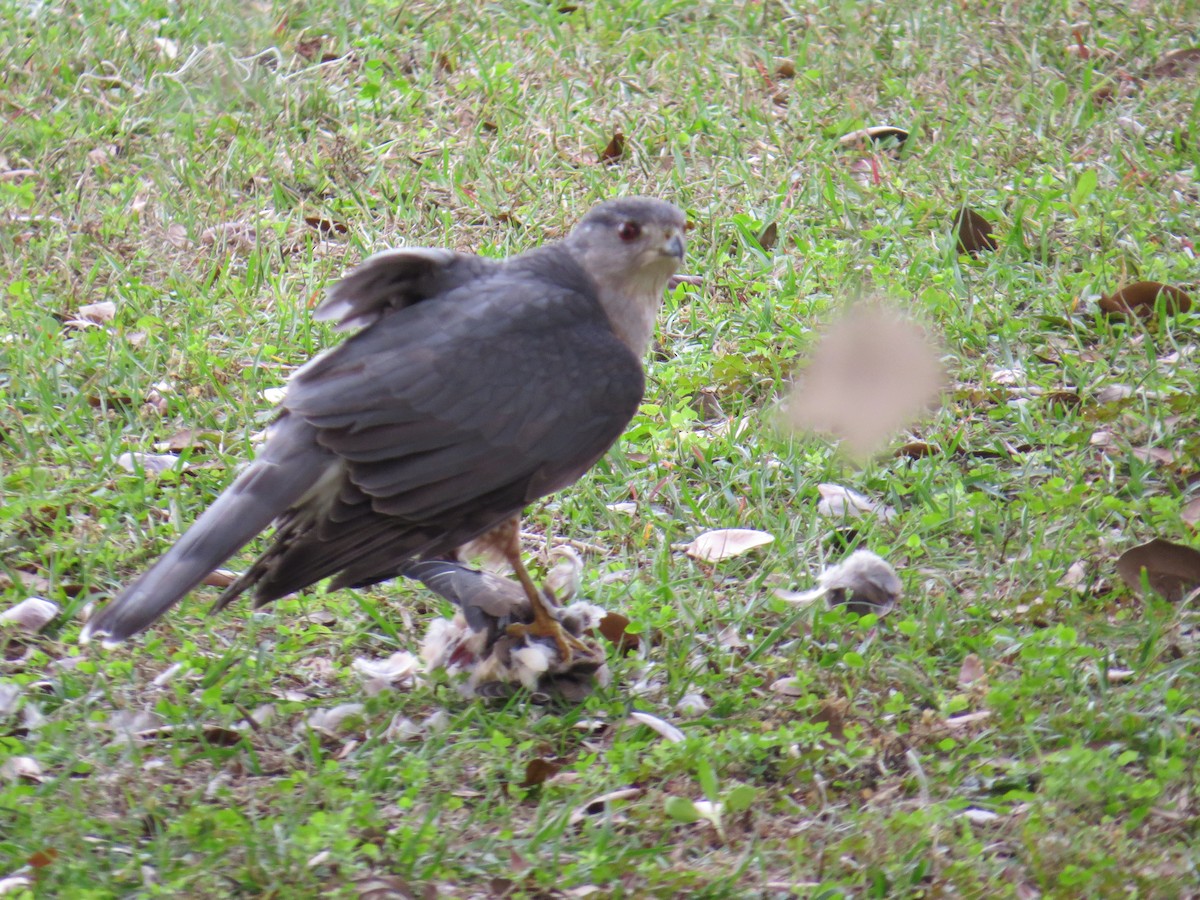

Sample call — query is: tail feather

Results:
[82,420,335,645]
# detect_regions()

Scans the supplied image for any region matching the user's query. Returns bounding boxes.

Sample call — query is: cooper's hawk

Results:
[82,198,687,661]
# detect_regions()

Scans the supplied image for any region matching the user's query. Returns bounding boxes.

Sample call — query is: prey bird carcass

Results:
[83,198,687,666]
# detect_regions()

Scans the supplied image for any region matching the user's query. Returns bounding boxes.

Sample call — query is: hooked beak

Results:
[661,231,686,261]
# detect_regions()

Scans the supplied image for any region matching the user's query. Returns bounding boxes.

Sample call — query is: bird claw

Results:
[505,616,593,666]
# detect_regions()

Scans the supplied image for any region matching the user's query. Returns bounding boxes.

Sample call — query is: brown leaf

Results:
[811,700,846,740]
[519,757,562,788]
[756,221,778,251]
[1116,538,1200,602]
[303,215,348,237]
[1097,282,1191,319]
[838,125,909,151]
[1042,389,1081,410]
[351,874,424,900]
[894,440,937,459]
[157,428,212,452]
[597,611,639,652]
[1182,497,1200,528]
[1131,447,1178,467]
[953,207,998,255]
[1147,47,1200,78]
[27,848,56,867]
[957,653,986,687]
[599,131,626,164]
[200,221,258,252]
[133,724,244,746]
[295,36,325,61]
[200,569,238,588]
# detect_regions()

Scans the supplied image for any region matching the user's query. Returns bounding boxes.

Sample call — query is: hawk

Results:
[83,198,687,661]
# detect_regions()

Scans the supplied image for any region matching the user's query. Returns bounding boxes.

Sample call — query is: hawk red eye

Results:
[617,221,642,241]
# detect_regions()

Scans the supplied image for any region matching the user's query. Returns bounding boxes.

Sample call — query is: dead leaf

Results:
[756,221,778,251]
[1098,282,1191,319]
[164,223,192,249]
[1147,47,1200,78]
[1182,497,1200,528]
[944,710,992,729]
[1131,447,1178,467]
[519,757,562,788]
[838,125,909,151]
[628,710,684,743]
[599,131,626,164]
[816,484,897,522]
[351,874,424,900]
[1116,538,1200,602]
[154,428,211,452]
[0,876,33,895]
[0,597,59,634]
[1058,560,1087,591]
[568,787,644,826]
[770,677,805,697]
[303,215,348,237]
[152,36,179,60]
[894,440,937,459]
[0,682,21,717]
[680,528,775,562]
[812,700,846,740]
[134,724,243,746]
[957,653,986,687]
[597,611,639,652]
[1095,384,1134,404]
[1043,389,1081,410]
[200,221,258,252]
[116,451,183,475]
[676,692,709,715]
[74,301,116,325]
[1,756,44,783]
[201,569,237,588]
[307,703,366,735]
[691,387,725,420]
[953,207,998,255]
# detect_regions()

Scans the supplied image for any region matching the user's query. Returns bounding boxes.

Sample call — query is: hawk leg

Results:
[483,517,589,664]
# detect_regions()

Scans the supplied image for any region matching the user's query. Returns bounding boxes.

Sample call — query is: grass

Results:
[2,0,1199,896]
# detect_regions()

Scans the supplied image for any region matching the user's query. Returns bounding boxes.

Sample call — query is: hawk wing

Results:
[227,246,645,604]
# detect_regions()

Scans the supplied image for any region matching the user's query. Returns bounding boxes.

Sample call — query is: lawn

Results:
[2,0,1199,896]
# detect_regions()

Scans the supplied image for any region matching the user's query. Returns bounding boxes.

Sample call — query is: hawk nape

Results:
[82,197,686,662]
